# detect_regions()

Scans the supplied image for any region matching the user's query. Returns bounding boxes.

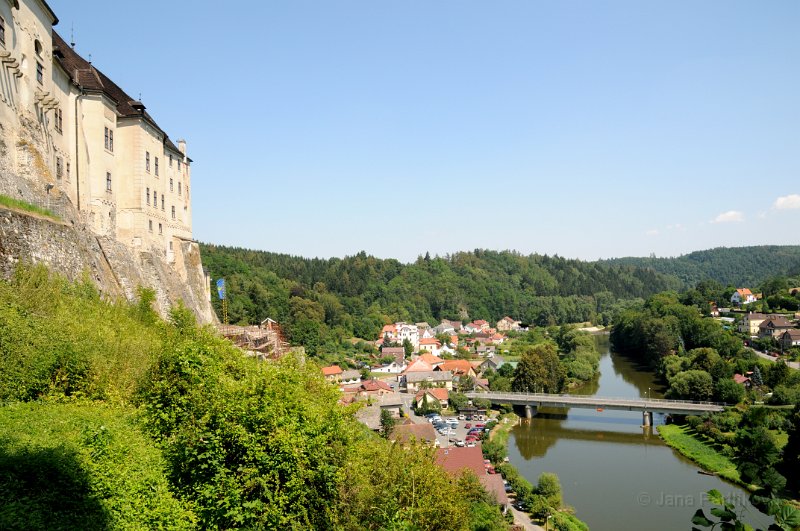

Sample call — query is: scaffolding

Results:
[216,318,289,360]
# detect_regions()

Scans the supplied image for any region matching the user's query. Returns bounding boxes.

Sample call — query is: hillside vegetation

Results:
[199,246,679,352]
[601,245,800,288]
[0,266,505,530]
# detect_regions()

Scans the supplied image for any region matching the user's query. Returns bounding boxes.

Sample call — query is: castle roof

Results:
[52,31,190,161]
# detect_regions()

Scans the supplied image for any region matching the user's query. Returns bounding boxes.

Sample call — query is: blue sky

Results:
[49,1,800,262]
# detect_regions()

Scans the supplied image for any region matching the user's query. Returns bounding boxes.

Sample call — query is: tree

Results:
[714,378,745,404]
[512,343,566,393]
[536,472,562,509]
[380,408,396,439]
[666,370,713,401]
[751,366,764,387]
[403,339,414,357]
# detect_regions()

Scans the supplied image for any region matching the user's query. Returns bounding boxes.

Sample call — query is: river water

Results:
[507,335,773,530]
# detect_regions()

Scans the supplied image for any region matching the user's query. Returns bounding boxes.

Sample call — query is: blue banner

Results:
[216,278,226,300]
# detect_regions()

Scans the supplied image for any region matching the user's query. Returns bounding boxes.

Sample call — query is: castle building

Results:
[0,0,192,264]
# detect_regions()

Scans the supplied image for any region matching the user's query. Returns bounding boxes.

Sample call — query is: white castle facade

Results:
[0,0,193,264]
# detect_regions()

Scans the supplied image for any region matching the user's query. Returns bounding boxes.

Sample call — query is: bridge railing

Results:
[465,391,726,408]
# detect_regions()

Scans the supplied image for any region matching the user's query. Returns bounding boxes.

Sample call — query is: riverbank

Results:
[488,412,589,531]
[657,424,745,487]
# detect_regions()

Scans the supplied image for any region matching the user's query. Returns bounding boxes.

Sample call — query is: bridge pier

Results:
[642,411,653,427]
[525,405,533,419]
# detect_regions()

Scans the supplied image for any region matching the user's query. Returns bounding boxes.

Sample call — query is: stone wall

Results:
[0,205,216,324]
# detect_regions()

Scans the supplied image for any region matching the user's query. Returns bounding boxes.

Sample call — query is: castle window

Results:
[161,194,164,210]
[0,16,5,46]
[169,241,173,251]
[106,172,112,192]
[146,187,150,205]
[36,62,43,84]
[66,162,70,182]
[169,178,173,192]
[178,181,181,195]
[178,159,181,171]
[149,220,153,232]
[158,223,163,235]
[56,157,63,180]
[104,127,114,152]
[35,40,43,57]
[171,205,175,219]
[145,151,150,172]
[169,154,172,167]
[155,157,159,176]
[153,190,157,205]
[54,109,63,133]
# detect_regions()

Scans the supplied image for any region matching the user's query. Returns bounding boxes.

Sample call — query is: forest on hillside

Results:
[601,246,800,288]
[199,246,680,351]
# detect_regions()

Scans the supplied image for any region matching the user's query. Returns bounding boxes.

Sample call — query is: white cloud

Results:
[711,210,744,224]
[774,194,800,210]
[645,229,660,236]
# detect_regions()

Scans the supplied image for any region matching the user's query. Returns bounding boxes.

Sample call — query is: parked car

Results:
[455,440,465,447]
[464,423,472,429]
[466,442,476,448]
[457,414,465,420]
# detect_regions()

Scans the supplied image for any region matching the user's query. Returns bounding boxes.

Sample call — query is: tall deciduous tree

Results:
[512,343,566,393]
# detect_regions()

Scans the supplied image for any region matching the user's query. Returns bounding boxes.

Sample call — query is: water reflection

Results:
[507,337,773,531]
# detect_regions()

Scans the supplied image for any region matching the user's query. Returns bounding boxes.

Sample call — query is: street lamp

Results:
[545,514,553,530]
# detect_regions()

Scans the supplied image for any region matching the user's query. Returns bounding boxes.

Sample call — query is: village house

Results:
[739,312,768,336]
[321,365,343,382]
[436,359,477,380]
[496,316,522,332]
[390,421,438,447]
[416,352,445,368]
[340,369,361,385]
[780,330,800,350]
[731,288,757,306]
[733,373,752,388]
[402,371,454,393]
[476,344,497,357]
[372,346,407,373]
[341,379,394,401]
[415,387,449,409]
[418,337,443,357]
[758,315,795,339]
[435,447,509,512]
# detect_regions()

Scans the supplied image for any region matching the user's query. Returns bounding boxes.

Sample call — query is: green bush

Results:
[0,402,196,529]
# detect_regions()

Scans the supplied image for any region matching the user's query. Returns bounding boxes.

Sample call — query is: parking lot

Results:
[416,412,491,448]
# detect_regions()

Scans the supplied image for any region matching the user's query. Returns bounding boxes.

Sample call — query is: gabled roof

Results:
[437,360,474,375]
[403,359,434,373]
[435,447,485,476]
[418,353,443,365]
[733,374,751,385]
[321,365,343,376]
[361,379,393,392]
[416,387,449,402]
[341,369,361,380]
[759,316,794,329]
[391,423,437,444]
[419,338,441,346]
[405,370,453,383]
[736,288,754,297]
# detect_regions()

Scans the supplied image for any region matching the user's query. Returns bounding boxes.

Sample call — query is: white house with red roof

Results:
[418,337,443,356]
[321,365,343,382]
[731,288,757,305]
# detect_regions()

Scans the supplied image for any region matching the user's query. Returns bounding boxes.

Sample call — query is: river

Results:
[507,335,773,530]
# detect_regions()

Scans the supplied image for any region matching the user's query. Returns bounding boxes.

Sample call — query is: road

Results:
[751,349,800,369]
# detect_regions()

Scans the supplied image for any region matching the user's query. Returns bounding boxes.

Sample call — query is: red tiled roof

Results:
[435,447,486,477]
[361,379,393,392]
[438,360,474,375]
[391,423,437,444]
[403,359,434,373]
[321,365,343,376]
[733,374,751,385]
[419,338,441,345]
[416,388,449,402]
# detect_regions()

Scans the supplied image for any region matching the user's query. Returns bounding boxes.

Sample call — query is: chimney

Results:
[178,139,186,155]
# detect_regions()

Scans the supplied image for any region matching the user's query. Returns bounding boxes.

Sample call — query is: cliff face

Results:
[0,205,216,323]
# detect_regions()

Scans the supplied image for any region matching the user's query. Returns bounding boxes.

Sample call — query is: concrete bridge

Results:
[465,391,725,425]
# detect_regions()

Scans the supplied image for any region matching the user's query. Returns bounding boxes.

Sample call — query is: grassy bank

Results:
[657,424,744,487]
[0,194,59,220]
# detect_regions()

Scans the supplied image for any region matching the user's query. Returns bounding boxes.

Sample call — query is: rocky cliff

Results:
[0,205,216,323]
